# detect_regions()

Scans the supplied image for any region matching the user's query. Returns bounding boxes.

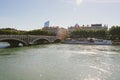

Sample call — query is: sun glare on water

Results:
[76,0,83,5]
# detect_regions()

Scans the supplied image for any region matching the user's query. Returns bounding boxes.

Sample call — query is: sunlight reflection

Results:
[84,77,101,80]
[89,66,109,73]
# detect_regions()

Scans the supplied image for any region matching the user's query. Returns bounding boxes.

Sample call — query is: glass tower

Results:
[44,21,50,27]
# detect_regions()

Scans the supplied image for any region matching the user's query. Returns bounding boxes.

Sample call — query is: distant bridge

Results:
[0,35,61,47]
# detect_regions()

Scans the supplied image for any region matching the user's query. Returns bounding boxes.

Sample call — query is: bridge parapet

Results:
[0,35,29,42]
[28,35,56,44]
[0,35,27,38]
[0,35,57,46]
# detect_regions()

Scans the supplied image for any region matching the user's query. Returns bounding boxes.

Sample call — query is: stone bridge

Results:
[0,35,61,47]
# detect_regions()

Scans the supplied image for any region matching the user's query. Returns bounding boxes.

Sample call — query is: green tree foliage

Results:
[95,29,107,39]
[109,26,120,40]
[0,28,56,36]
[0,28,17,30]
[0,29,25,35]
[71,29,107,39]
[25,29,56,36]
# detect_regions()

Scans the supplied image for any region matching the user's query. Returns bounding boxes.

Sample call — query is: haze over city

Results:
[0,0,120,30]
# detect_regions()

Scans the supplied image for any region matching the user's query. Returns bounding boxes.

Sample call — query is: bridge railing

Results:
[0,35,56,41]
[0,35,56,38]
[0,35,28,39]
[28,35,56,42]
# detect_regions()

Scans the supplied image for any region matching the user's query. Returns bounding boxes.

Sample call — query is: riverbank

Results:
[64,38,120,45]
[112,41,120,45]
[64,39,112,45]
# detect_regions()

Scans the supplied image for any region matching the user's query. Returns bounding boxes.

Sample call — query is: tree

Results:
[95,29,107,39]
[0,28,56,36]
[109,26,120,40]
[70,29,107,39]
[25,29,56,36]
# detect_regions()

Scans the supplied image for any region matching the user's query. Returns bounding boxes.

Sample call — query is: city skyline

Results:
[0,0,120,30]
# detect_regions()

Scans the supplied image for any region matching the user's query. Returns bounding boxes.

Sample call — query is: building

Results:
[67,24,81,36]
[57,28,67,40]
[67,24,108,36]
[44,21,50,28]
[91,24,108,30]
[42,26,67,40]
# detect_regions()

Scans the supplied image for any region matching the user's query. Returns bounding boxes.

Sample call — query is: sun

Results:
[76,0,83,5]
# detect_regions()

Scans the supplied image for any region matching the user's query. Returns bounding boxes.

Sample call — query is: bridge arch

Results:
[0,38,28,47]
[54,39,62,43]
[31,38,50,45]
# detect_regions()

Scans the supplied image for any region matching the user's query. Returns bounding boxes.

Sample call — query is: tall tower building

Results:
[44,21,50,28]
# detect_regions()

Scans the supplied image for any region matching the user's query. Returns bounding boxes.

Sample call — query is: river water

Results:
[0,43,120,80]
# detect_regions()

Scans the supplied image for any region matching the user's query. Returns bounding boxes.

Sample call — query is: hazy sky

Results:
[0,0,120,30]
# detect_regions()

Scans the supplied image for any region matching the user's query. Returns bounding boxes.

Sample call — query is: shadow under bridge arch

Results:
[54,39,62,43]
[32,38,50,45]
[0,38,28,47]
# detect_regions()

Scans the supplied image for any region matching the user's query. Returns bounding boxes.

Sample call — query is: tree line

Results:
[0,28,56,36]
[70,26,120,40]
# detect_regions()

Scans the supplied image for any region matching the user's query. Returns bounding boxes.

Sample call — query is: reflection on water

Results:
[0,42,24,48]
[0,44,120,80]
[0,42,10,48]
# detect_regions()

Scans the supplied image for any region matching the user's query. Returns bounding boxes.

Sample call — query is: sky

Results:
[0,0,120,30]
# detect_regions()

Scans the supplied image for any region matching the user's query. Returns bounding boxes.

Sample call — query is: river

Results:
[0,43,120,80]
